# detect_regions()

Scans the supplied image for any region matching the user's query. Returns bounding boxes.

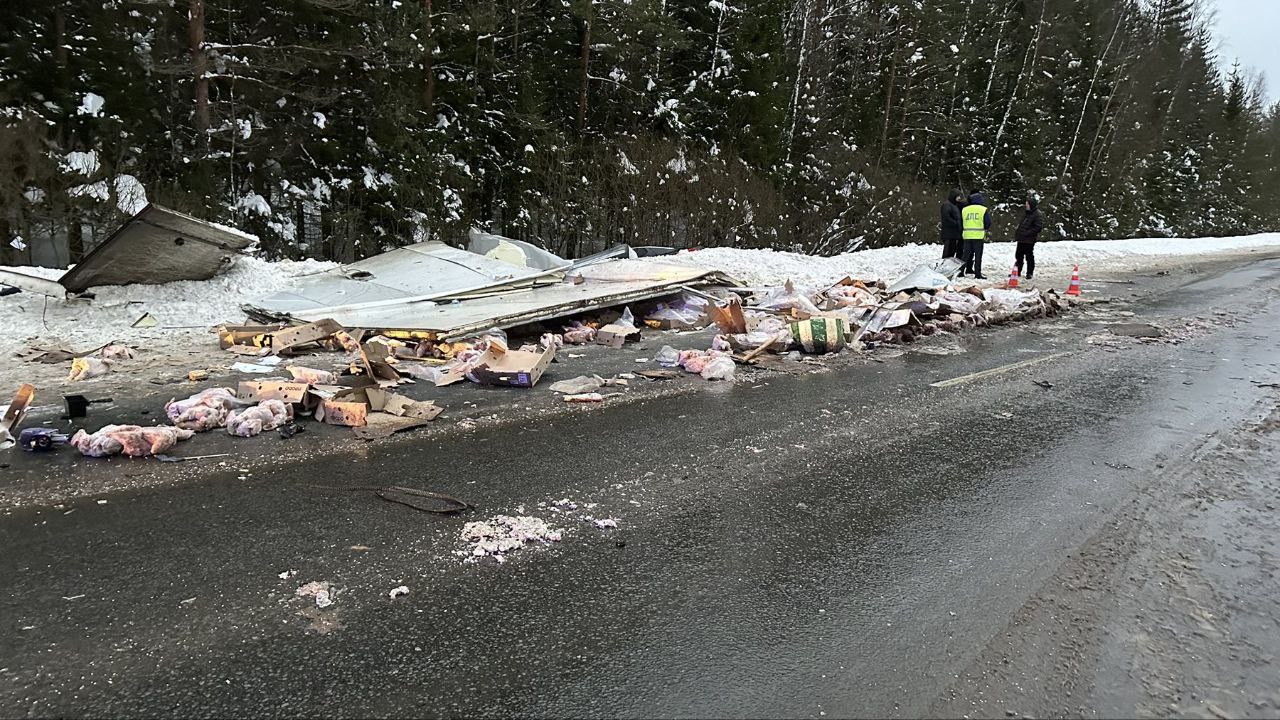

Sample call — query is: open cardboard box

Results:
[468,344,556,388]
[595,323,642,349]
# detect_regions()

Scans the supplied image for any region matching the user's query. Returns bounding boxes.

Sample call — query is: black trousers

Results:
[942,237,962,259]
[1015,242,1035,278]
[961,239,984,275]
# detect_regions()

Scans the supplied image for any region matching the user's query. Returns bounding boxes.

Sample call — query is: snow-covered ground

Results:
[1,256,334,356]
[655,234,1280,288]
[2,233,1277,396]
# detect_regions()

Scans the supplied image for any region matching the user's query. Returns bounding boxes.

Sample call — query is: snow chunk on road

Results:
[295,580,334,608]
[461,515,563,559]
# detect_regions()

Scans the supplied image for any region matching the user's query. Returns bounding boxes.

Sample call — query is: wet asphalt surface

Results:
[2,256,1279,718]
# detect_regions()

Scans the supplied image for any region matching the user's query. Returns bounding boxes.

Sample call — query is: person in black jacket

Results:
[939,189,965,259]
[1014,196,1044,279]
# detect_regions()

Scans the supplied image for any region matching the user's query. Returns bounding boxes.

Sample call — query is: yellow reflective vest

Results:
[962,205,988,240]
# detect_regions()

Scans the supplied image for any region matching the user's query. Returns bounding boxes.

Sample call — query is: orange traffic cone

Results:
[1065,264,1082,296]
[1007,265,1020,288]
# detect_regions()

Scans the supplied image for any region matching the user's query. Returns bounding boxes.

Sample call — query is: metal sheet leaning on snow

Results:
[884,264,954,295]
[250,239,564,318]
[59,204,256,293]
[0,268,68,298]
[264,259,741,340]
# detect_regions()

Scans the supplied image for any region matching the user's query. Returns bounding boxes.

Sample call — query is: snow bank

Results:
[652,234,1280,288]
[0,255,335,356]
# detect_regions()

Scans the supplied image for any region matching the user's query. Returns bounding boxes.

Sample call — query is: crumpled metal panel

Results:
[255,240,560,314]
[885,264,954,295]
[59,204,256,293]
[254,260,739,339]
[466,229,573,272]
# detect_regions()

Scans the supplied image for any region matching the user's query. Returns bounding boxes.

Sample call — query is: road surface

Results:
[2,257,1279,718]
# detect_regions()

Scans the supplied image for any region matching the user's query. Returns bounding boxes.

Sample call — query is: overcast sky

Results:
[1211,0,1280,105]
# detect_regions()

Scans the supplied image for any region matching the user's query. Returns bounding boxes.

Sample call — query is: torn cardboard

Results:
[708,298,748,335]
[380,393,443,420]
[237,380,310,404]
[353,413,433,441]
[271,319,344,354]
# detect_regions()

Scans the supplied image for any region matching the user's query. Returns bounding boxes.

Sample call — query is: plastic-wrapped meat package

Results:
[755,280,821,315]
[70,424,195,458]
[711,335,732,352]
[700,355,736,381]
[646,300,706,327]
[540,333,564,350]
[732,315,793,351]
[226,399,292,438]
[654,345,680,367]
[462,328,508,354]
[99,344,137,361]
[165,387,247,432]
[678,349,712,374]
[562,322,597,344]
[676,349,735,379]
[286,366,337,385]
[67,357,111,382]
[828,285,878,309]
[938,291,985,315]
[981,288,1039,312]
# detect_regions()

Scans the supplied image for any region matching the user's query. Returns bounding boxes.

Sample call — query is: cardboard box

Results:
[317,397,369,427]
[467,345,555,388]
[357,341,403,386]
[217,324,283,349]
[595,323,642,349]
[271,319,344,354]
[237,380,310,404]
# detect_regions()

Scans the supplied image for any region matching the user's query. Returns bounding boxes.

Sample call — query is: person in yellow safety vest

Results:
[959,189,991,279]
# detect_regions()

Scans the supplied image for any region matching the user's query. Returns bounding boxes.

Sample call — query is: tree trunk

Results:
[784,0,812,166]
[875,51,898,171]
[189,0,210,150]
[1060,7,1126,189]
[577,10,592,133]
[422,0,434,110]
[988,0,1045,173]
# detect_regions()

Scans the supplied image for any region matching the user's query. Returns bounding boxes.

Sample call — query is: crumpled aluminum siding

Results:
[254,240,563,315]
[252,259,738,340]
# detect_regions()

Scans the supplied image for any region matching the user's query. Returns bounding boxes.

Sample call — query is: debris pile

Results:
[4,232,1087,471]
[634,263,1071,382]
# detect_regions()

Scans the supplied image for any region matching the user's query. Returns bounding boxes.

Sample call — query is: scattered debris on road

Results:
[295,580,335,608]
[460,515,563,560]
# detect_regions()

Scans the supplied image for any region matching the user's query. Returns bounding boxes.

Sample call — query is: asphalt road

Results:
[2,257,1279,718]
